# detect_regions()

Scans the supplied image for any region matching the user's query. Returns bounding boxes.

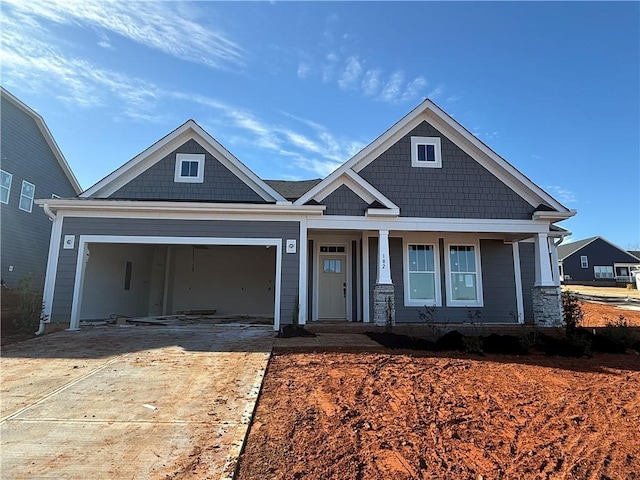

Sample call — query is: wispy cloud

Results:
[2,0,244,69]
[338,56,363,91]
[379,71,405,103]
[546,185,577,205]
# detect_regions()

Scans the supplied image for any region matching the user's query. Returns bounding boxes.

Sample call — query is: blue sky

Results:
[1,1,638,248]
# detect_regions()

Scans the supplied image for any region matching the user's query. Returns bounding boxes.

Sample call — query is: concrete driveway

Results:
[1,324,274,479]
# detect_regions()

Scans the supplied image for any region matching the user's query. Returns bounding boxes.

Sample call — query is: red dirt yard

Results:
[237,352,639,480]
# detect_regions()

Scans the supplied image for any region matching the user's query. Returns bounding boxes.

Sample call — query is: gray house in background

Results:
[558,236,640,286]
[37,99,575,332]
[1,87,82,291]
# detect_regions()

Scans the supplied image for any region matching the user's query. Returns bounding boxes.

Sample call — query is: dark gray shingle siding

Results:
[110,139,266,203]
[359,121,535,219]
[320,185,368,216]
[1,96,78,290]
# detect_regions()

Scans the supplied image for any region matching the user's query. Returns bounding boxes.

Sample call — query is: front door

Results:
[318,255,346,319]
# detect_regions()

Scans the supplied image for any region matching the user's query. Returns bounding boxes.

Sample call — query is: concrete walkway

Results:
[1,325,273,480]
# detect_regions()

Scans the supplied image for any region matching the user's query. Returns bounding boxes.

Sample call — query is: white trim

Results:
[1,87,82,194]
[534,233,555,287]
[298,218,308,325]
[559,236,640,262]
[580,255,588,269]
[296,169,399,211]
[174,153,205,183]
[79,120,286,202]
[403,240,442,307]
[376,230,392,284]
[444,241,484,307]
[19,180,35,213]
[307,215,553,234]
[68,235,283,331]
[311,236,354,321]
[549,239,560,286]
[42,214,64,321]
[512,242,524,324]
[0,170,12,204]
[362,233,370,323]
[411,136,442,168]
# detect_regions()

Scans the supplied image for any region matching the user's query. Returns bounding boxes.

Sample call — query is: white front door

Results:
[318,255,346,319]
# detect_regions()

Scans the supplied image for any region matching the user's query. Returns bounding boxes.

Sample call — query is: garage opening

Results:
[78,242,277,325]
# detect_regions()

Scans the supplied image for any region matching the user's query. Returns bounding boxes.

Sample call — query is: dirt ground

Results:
[563,285,640,299]
[237,351,640,480]
[581,301,640,327]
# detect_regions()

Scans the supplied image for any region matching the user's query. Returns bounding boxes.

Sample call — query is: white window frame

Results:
[445,241,484,307]
[403,242,442,307]
[174,153,205,183]
[0,170,12,204]
[19,180,35,213]
[580,255,588,268]
[411,136,442,168]
[594,266,614,279]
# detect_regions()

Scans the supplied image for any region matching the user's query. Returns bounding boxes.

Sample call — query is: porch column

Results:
[373,230,395,327]
[532,233,562,326]
[549,239,561,287]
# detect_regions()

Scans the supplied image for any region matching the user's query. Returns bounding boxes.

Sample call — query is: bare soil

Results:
[563,285,640,299]
[581,301,640,327]
[237,351,640,480]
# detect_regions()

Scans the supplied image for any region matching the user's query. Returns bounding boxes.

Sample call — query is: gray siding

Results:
[51,218,299,325]
[110,139,266,203]
[369,237,519,323]
[0,96,78,290]
[320,185,368,216]
[562,238,639,282]
[359,121,535,219]
[519,242,535,323]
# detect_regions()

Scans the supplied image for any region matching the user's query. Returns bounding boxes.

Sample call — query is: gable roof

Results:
[265,179,322,201]
[295,98,573,218]
[558,236,640,262]
[1,87,82,195]
[80,120,286,202]
[629,250,640,260]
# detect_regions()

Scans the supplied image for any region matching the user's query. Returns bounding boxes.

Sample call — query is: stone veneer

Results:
[373,284,395,327]
[532,286,562,326]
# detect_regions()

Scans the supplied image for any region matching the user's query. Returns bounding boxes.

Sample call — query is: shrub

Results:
[562,291,584,333]
[13,276,45,334]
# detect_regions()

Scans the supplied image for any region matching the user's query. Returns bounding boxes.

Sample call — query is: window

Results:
[323,259,342,274]
[580,255,588,268]
[594,266,614,279]
[446,244,483,306]
[411,136,442,168]
[174,153,205,183]
[0,170,11,204]
[19,181,35,212]
[320,246,346,253]
[406,244,439,305]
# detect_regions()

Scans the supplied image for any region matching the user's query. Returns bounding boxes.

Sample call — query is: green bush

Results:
[13,276,45,334]
[562,291,584,333]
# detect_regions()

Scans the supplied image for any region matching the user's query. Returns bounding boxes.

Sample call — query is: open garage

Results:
[78,241,278,324]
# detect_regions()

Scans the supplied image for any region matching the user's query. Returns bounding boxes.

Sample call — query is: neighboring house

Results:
[38,99,575,332]
[1,88,82,291]
[558,236,640,286]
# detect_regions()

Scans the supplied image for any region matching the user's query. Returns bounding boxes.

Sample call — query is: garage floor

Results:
[1,324,274,480]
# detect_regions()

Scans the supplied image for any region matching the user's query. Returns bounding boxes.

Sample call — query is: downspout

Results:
[37,203,56,335]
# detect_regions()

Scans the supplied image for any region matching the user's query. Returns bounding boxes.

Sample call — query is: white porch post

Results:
[534,233,554,287]
[549,238,561,287]
[373,229,394,326]
[377,229,392,284]
[532,232,562,326]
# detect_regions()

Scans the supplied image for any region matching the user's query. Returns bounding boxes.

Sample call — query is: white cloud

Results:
[297,63,311,79]
[401,77,427,102]
[338,56,363,91]
[2,0,244,69]
[379,71,405,103]
[546,185,577,205]
[361,69,382,96]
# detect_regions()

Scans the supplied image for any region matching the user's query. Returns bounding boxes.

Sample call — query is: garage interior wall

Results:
[80,243,154,320]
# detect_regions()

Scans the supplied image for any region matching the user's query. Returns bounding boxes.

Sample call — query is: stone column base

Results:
[532,286,562,326]
[373,284,395,327]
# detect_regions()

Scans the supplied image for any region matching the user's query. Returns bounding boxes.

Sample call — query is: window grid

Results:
[407,244,437,302]
[594,266,614,279]
[19,181,35,213]
[580,256,588,268]
[0,170,12,204]
[449,245,479,304]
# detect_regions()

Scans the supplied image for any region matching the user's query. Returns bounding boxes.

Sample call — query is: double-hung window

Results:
[0,170,12,204]
[580,256,588,268]
[174,153,205,183]
[19,181,35,212]
[446,244,483,306]
[404,243,441,306]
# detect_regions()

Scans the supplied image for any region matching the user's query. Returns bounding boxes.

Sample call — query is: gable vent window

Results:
[174,153,205,183]
[411,136,442,168]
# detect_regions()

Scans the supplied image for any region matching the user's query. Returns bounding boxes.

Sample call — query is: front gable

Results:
[110,139,265,203]
[320,184,369,216]
[358,120,535,219]
[81,120,285,203]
